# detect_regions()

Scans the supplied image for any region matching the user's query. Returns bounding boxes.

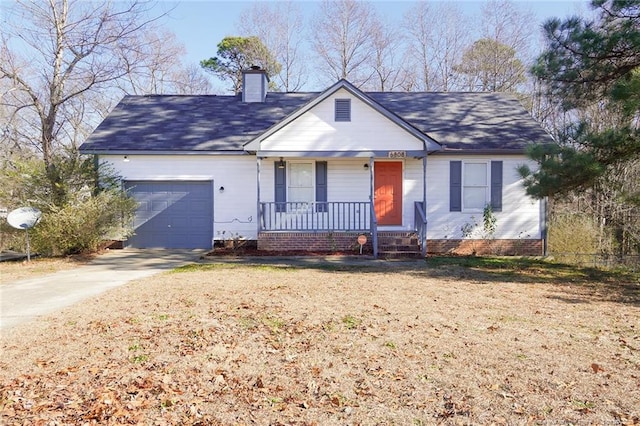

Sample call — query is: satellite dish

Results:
[7,207,42,230]
[6,207,41,262]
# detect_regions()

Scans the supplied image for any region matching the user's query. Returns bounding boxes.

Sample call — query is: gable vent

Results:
[335,99,351,122]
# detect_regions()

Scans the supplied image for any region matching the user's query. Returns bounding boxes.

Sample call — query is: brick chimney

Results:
[242,66,269,103]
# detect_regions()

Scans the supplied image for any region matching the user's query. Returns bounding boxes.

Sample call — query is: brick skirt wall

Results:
[258,232,373,253]
[427,239,543,256]
[258,232,543,256]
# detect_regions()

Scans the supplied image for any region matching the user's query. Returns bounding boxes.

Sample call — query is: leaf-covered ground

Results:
[1,261,638,425]
[0,255,92,283]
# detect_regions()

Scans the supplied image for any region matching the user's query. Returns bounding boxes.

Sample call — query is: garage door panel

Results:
[190,200,208,211]
[172,217,188,228]
[190,217,210,228]
[125,181,213,249]
[151,200,169,212]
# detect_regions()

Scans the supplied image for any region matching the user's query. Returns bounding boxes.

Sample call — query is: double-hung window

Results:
[275,160,328,212]
[450,160,502,212]
[288,162,314,210]
[463,162,488,211]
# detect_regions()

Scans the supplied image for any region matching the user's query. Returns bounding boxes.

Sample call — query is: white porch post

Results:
[422,155,428,257]
[256,157,262,233]
[369,157,377,258]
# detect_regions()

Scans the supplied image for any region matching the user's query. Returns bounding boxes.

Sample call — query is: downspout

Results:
[369,157,377,259]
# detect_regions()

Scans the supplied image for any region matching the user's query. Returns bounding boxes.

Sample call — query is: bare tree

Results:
[238,1,307,91]
[0,0,168,205]
[366,16,408,92]
[481,0,536,58]
[174,65,214,95]
[310,0,377,87]
[429,4,470,91]
[402,2,434,91]
[402,2,470,91]
[118,29,211,95]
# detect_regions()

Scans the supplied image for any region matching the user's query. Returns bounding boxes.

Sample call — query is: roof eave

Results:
[432,147,528,155]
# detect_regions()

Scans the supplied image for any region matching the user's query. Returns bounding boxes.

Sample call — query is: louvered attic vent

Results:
[335,99,351,122]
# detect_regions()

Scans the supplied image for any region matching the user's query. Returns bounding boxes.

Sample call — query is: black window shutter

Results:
[490,161,503,212]
[450,161,462,212]
[274,162,286,212]
[316,161,328,212]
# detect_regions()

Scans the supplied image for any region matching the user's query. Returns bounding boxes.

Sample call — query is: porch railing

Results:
[260,201,372,232]
[414,201,427,257]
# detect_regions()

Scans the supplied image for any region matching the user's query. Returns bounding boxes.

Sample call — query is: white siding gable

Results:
[261,88,424,153]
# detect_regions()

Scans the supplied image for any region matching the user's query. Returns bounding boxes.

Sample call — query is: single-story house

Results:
[80,68,552,257]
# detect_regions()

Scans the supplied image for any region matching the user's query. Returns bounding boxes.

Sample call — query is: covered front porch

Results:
[251,152,432,258]
[243,79,438,258]
[256,197,428,258]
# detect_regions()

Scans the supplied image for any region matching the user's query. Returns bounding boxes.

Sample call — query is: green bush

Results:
[0,221,24,252]
[29,190,136,256]
[1,154,136,256]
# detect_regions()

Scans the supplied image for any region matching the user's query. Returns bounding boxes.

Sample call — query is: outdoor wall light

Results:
[219,186,225,193]
[123,156,130,162]
[278,157,285,169]
[363,163,369,169]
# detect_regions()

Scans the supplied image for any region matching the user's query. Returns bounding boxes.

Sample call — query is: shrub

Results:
[29,190,136,256]
[548,213,614,265]
[1,155,136,256]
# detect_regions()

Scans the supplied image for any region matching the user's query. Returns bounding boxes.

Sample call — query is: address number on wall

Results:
[388,151,406,158]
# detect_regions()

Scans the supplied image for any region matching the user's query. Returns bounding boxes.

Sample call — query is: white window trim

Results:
[462,161,489,212]
[287,160,315,212]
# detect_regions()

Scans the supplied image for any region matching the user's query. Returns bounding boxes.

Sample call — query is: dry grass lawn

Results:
[1,255,92,283]
[1,259,638,425]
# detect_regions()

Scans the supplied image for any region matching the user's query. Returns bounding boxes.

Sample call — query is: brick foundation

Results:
[258,232,543,256]
[258,232,373,253]
[427,239,543,256]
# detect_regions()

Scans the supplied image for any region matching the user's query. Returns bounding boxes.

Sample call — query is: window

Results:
[274,161,328,212]
[289,162,314,203]
[463,162,488,210]
[335,99,351,122]
[450,160,502,212]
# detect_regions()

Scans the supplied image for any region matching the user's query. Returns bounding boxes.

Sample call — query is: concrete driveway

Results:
[0,249,203,331]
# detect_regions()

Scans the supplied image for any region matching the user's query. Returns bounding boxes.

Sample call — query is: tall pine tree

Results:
[520,0,640,198]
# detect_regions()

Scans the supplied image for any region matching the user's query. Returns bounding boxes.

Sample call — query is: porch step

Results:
[377,232,423,259]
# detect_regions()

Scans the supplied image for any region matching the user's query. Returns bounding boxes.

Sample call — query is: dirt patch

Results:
[1,264,638,424]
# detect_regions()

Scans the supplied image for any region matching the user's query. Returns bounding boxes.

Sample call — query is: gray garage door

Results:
[125,181,213,249]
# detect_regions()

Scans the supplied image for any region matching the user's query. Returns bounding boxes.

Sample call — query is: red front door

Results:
[374,161,403,226]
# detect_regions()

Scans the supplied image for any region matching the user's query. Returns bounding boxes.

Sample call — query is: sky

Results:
[0,0,593,94]
[159,0,593,91]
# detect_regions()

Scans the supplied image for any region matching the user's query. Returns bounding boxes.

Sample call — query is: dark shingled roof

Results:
[80,91,552,154]
[369,92,553,150]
